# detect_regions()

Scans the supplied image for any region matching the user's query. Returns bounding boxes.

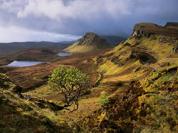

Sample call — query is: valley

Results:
[0,22,178,133]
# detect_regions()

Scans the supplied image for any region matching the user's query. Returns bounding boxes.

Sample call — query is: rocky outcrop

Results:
[133,22,178,38]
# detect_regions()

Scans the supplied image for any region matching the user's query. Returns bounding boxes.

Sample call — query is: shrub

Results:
[48,66,90,110]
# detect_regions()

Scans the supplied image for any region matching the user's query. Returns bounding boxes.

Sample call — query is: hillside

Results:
[0,22,178,133]
[0,41,71,57]
[0,74,72,133]
[0,48,60,66]
[1,50,107,91]
[79,22,178,132]
[65,32,112,53]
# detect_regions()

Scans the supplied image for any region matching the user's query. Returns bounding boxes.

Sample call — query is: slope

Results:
[79,22,178,132]
[0,74,72,133]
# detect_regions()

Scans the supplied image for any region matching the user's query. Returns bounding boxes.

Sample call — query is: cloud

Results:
[17,0,62,20]
[0,25,80,43]
[0,0,178,42]
[17,0,131,20]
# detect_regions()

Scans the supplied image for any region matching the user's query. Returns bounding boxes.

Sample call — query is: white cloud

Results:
[17,0,62,19]
[0,0,26,13]
[0,0,177,42]
[0,26,80,43]
[17,0,132,20]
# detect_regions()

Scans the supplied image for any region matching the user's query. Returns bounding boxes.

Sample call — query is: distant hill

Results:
[7,48,60,62]
[65,32,116,53]
[1,22,178,133]
[102,35,125,46]
[0,41,73,57]
[165,22,178,29]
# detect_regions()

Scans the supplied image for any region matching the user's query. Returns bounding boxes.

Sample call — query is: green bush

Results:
[48,66,90,110]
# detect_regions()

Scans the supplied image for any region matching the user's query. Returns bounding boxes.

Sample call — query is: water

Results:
[57,51,71,57]
[7,60,43,67]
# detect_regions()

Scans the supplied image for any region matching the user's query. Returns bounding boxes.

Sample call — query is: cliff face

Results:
[133,22,178,37]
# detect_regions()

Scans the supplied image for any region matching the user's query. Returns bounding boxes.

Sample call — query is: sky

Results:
[0,0,178,42]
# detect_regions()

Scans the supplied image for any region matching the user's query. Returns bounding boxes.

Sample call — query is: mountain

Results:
[102,35,125,46]
[80,22,178,132]
[0,48,60,66]
[0,41,72,57]
[65,32,112,53]
[1,22,178,133]
[165,22,178,29]
[133,22,178,37]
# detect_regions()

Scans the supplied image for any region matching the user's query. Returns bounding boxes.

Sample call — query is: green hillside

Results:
[0,22,178,133]
[80,23,178,132]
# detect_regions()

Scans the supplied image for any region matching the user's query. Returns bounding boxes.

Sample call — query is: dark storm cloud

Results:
[0,0,178,42]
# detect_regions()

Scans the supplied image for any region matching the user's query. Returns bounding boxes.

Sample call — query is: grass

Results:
[0,90,68,132]
[99,91,110,106]
[87,34,178,132]
[141,36,173,59]
[1,32,178,132]
[65,42,97,53]
[99,60,122,75]
[24,85,54,98]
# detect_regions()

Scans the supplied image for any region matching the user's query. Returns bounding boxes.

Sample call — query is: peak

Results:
[85,32,98,36]
[83,32,100,38]
[77,32,109,47]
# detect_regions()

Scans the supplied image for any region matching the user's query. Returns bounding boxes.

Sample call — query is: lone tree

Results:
[48,66,90,111]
